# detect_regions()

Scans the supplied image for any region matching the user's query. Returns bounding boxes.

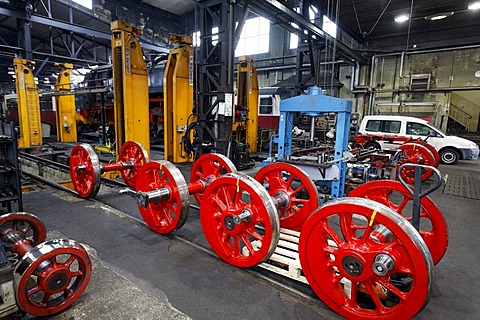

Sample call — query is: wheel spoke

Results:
[339,214,355,242]
[396,196,410,213]
[321,221,345,245]
[364,281,386,312]
[240,234,256,255]
[377,279,408,301]
[42,292,52,306]
[27,285,42,298]
[246,227,264,241]
[211,194,227,212]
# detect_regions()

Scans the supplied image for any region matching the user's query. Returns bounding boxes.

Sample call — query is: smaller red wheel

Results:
[200,173,280,268]
[255,163,319,231]
[118,141,149,188]
[397,143,435,184]
[0,212,46,247]
[69,144,101,198]
[136,161,190,234]
[299,198,434,320]
[410,140,440,168]
[349,180,448,264]
[190,153,237,204]
[14,239,92,317]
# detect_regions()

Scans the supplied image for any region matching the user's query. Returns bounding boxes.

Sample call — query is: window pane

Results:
[73,0,92,9]
[365,120,381,132]
[290,33,298,49]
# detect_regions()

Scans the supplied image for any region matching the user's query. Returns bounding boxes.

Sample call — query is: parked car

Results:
[358,115,479,164]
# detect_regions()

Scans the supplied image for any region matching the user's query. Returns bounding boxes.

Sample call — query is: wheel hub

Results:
[46,269,69,292]
[341,256,364,276]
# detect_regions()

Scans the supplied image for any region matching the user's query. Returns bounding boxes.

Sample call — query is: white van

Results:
[358,115,479,165]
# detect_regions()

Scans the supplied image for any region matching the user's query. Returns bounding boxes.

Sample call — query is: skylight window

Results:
[72,0,92,10]
[235,17,270,57]
[290,14,337,49]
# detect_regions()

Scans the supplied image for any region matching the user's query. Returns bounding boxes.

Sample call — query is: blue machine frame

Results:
[273,86,352,199]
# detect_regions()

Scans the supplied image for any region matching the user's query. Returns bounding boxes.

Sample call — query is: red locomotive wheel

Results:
[411,141,440,168]
[136,161,189,234]
[0,212,46,247]
[397,143,435,184]
[15,239,92,317]
[299,198,434,320]
[190,153,237,204]
[200,174,279,268]
[349,180,448,264]
[69,144,101,198]
[255,163,319,231]
[118,141,149,188]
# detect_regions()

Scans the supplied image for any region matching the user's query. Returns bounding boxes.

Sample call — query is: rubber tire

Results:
[440,148,460,165]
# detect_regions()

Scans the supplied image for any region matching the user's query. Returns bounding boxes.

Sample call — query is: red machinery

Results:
[0,212,91,317]
[69,141,149,198]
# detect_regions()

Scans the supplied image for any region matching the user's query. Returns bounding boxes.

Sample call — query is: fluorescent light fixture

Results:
[425,12,454,20]
[468,2,480,10]
[394,14,409,22]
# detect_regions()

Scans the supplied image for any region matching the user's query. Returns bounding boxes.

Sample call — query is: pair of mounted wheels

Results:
[128,156,443,319]
[69,141,149,198]
[0,212,91,317]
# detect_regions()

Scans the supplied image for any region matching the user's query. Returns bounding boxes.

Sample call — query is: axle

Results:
[122,178,207,208]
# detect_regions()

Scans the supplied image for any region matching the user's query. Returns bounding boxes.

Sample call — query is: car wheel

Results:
[440,148,459,165]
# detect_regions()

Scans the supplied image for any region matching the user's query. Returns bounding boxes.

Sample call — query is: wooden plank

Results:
[278,239,299,251]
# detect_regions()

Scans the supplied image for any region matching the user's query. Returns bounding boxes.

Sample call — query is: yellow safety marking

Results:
[236,177,240,193]
[369,210,378,227]
[159,163,163,172]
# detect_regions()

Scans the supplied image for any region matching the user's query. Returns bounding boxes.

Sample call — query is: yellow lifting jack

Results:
[54,62,77,142]
[14,58,42,148]
[234,56,259,153]
[111,20,150,159]
[164,33,195,163]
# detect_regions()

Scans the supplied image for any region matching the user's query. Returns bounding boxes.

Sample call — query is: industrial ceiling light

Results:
[425,12,454,20]
[468,2,480,10]
[394,14,409,22]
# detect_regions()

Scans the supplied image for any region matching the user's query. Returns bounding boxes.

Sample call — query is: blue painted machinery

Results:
[266,86,352,199]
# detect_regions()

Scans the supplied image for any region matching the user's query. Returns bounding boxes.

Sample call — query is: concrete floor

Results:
[17,159,480,319]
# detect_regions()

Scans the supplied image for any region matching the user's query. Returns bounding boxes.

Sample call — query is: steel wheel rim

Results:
[349,180,448,264]
[69,144,101,198]
[200,173,279,268]
[119,141,149,188]
[190,153,237,204]
[136,161,189,234]
[255,163,319,231]
[397,143,435,184]
[14,239,92,317]
[299,198,433,320]
[0,212,46,247]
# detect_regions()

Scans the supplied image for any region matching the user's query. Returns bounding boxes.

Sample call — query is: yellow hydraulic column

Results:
[14,58,42,148]
[54,62,77,142]
[235,56,259,152]
[164,34,195,163]
[111,20,150,157]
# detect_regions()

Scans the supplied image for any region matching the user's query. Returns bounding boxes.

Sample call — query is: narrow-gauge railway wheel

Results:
[349,180,448,264]
[255,163,319,231]
[200,173,280,268]
[0,212,46,247]
[14,239,92,317]
[397,143,435,184]
[118,141,149,188]
[69,144,101,198]
[135,161,189,234]
[299,198,433,320]
[190,153,237,204]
